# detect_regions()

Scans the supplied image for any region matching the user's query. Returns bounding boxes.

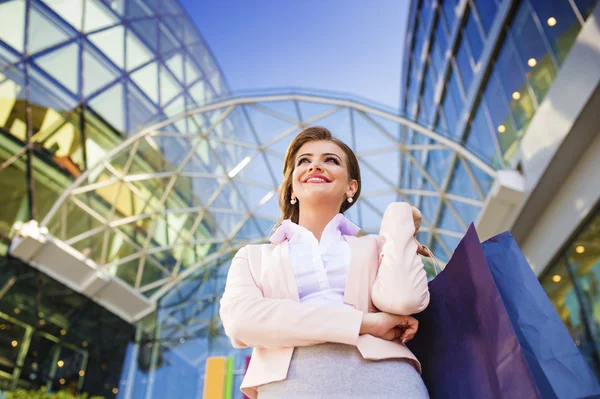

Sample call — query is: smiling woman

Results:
[277,127,361,232]
[220,126,431,398]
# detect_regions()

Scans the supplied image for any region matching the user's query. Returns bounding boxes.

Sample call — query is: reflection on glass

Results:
[483,69,519,160]
[530,0,582,64]
[510,0,558,102]
[473,0,498,34]
[541,211,600,378]
[573,0,599,20]
[456,34,474,91]
[464,10,484,63]
[442,0,458,30]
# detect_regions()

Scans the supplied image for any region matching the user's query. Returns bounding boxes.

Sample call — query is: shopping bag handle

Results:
[421,245,444,276]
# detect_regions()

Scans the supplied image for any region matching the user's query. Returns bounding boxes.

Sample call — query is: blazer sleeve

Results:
[371,202,430,315]
[219,246,363,349]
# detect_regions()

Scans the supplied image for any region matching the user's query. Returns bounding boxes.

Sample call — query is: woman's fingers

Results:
[411,206,422,236]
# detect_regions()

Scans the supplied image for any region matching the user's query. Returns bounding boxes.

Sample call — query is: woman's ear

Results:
[347,179,358,197]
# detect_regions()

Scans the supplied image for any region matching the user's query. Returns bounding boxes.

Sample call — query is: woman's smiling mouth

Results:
[303,174,332,183]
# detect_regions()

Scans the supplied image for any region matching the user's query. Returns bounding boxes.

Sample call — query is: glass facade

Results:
[401,0,598,264]
[403,0,599,379]
[541,207,600,377]
[0,0,227,396]
[29,91,497,396]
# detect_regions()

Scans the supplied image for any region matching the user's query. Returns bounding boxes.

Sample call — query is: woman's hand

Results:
[411,206,430,257]
[360,312,419,344]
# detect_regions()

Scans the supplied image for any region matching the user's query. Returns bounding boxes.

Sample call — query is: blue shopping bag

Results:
[407,225,600,399]
[482,231,600,399]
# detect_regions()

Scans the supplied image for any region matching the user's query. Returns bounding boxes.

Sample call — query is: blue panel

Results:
[465,100,497,164]
[441,0,458,30]
[464,10,484,63]
[473,0,498,34]
[530,0,581,64]
[455,35,474,91]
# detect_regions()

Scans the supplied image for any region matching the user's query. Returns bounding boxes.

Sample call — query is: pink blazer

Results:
[219,202,430,399]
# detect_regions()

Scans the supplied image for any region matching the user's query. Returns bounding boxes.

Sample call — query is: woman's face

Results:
[291,140,357,209]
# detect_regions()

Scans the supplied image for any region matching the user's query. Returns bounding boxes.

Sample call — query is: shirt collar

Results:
[269,213,360,244]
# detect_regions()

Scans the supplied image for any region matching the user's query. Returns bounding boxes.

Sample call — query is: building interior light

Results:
[60,329,66,336]
[528,58,537,67]
[57,360,64,368]
[512,92,521,100]
[14,308,20,314]
[497,125,506,133]
[553,275,562,283]
[59,378,65,385]
[113,388,119,394]
[39,319,45,326]
[548,17,557,26]
[11,340,18,347]
[576,245,585,253]
[79,370,85,377]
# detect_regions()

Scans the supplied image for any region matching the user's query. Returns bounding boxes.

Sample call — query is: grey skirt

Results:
[256,342,429,399]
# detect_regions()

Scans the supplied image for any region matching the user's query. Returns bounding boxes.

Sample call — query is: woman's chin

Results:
[299,193,341,206]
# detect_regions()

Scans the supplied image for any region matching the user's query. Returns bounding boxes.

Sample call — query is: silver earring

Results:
[347,197,353,203]
[290,197,297,205]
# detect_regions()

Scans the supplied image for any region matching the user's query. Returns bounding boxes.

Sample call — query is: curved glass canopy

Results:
[13,92,497,325]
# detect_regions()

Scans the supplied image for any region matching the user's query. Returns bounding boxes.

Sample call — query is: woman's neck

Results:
[298,207,340,242]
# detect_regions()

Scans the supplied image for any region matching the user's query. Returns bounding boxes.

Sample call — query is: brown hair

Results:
[277,126,361,224]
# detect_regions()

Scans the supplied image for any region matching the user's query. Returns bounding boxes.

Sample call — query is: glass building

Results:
[0,0,228,396]
[402,0,600,377]
[1,0,599,397]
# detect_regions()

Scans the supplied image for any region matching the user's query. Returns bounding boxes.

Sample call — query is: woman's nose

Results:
[309,161,323,171]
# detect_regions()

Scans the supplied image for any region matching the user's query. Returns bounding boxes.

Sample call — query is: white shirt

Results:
[269,214,360,306]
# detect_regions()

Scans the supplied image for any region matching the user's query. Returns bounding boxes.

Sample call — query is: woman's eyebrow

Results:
[296,152,342,160]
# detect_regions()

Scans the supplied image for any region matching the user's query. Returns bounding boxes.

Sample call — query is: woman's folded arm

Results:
[371,202,430,316]
[219,246,364,349]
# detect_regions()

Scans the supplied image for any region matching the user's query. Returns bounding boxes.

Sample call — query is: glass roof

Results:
[38,92,498,318]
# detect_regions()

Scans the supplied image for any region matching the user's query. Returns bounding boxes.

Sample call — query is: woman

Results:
[220,126,430,398]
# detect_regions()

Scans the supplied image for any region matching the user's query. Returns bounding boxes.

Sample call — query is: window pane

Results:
[89,26,125,69]
[413,19,426,75]
[430,38,444,75]
[483,70,519,159]
[0,66,27,141]
[542,210,600,378]
[455,35,474,91]
[541,259,600,375]
[510,1,557,102]
[447,66,464,117]
[465,10,484,63]
[574,0,599,20]
[442,91,458,135]
[473,0,497,34]
[28,6,72,55]
[0,152,29,236]
[34,42,80,95]
[421,67,436,124]
[442,0,458,30]
[0,0,26,53]
[494,38,536,131]
[420,0,435,30]
[530,0,581,64]
[434,16,449,56]
[465,100,497,163]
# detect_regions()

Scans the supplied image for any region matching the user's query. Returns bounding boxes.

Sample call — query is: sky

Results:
[180,0,411,110]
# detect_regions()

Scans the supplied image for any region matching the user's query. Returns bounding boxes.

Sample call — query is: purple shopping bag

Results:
[406,225,541,398]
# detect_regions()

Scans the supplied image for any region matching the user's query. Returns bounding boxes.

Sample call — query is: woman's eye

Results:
[297,158,309,165]
[326,157,340,164]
